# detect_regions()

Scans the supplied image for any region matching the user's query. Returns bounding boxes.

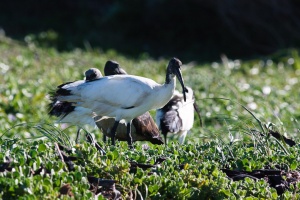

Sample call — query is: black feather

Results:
[48,82,75,120]
[48,101,75,119]
[160,110,182,134]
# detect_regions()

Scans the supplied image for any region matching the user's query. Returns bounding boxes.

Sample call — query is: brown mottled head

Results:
[104,60,127,76]
[85,68,102,81]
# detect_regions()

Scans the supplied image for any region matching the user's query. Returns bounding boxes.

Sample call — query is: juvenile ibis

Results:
[156,87,200,145]
[95,60,164,144]
[53,57,187,148]
[104,60,127,76]
[48,68,102,142]
[85,68,103,81]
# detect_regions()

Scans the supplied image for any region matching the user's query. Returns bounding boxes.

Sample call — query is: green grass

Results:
[1,35,300,199]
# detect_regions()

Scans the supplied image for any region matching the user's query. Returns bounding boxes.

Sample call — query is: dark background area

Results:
[1,0,300,62]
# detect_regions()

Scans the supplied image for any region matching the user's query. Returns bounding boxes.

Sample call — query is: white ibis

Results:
[156,87,201,145]
[53,58,187,148]
[95,60,164,145]
[48,68,102,142]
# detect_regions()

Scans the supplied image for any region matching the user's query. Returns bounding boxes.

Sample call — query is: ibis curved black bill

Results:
[193,102,203,127]
[174,68,187,102]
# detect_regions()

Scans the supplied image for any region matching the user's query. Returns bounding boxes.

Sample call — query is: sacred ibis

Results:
[48,68,102,142]
[95,60,164,145]
[156,87,201,145]
[53,57,187,148]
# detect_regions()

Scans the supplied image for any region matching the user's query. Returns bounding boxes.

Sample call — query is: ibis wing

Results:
[60,75,159,109]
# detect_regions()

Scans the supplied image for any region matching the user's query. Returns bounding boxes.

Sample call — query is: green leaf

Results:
[290,161,297,170]
[272,191,278,199]
[75,171,83,181]
[38,143,47,152]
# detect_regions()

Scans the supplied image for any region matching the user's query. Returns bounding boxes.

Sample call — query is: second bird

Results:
[156,87,196,145]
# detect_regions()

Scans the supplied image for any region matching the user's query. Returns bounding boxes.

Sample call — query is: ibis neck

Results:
[165,73,175,84]
[150,74,176,109]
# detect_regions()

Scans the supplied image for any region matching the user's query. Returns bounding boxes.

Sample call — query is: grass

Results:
[1,34,300,199]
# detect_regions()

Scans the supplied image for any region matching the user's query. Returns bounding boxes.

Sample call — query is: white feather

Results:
[58,75,175,122]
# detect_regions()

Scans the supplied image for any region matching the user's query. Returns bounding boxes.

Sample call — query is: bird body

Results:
[57,74,176,123]
[54,58,186,147]
[49,61,164,145]
[156,87,194,144]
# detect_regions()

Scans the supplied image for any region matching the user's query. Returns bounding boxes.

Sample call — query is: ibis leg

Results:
[163,133,167,146]
[110,120,120,146]
[75,128,81,144]
[85,132,106,155]
[126,122,133,149]
[103,135,107,143]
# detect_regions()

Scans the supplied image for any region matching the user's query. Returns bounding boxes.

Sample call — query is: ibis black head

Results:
[167,57,187,101]
[85,68,103,81]
[104,60,127,76]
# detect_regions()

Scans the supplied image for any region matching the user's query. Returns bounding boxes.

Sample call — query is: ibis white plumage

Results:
[156,87,197,145]
[53,58,187,148]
